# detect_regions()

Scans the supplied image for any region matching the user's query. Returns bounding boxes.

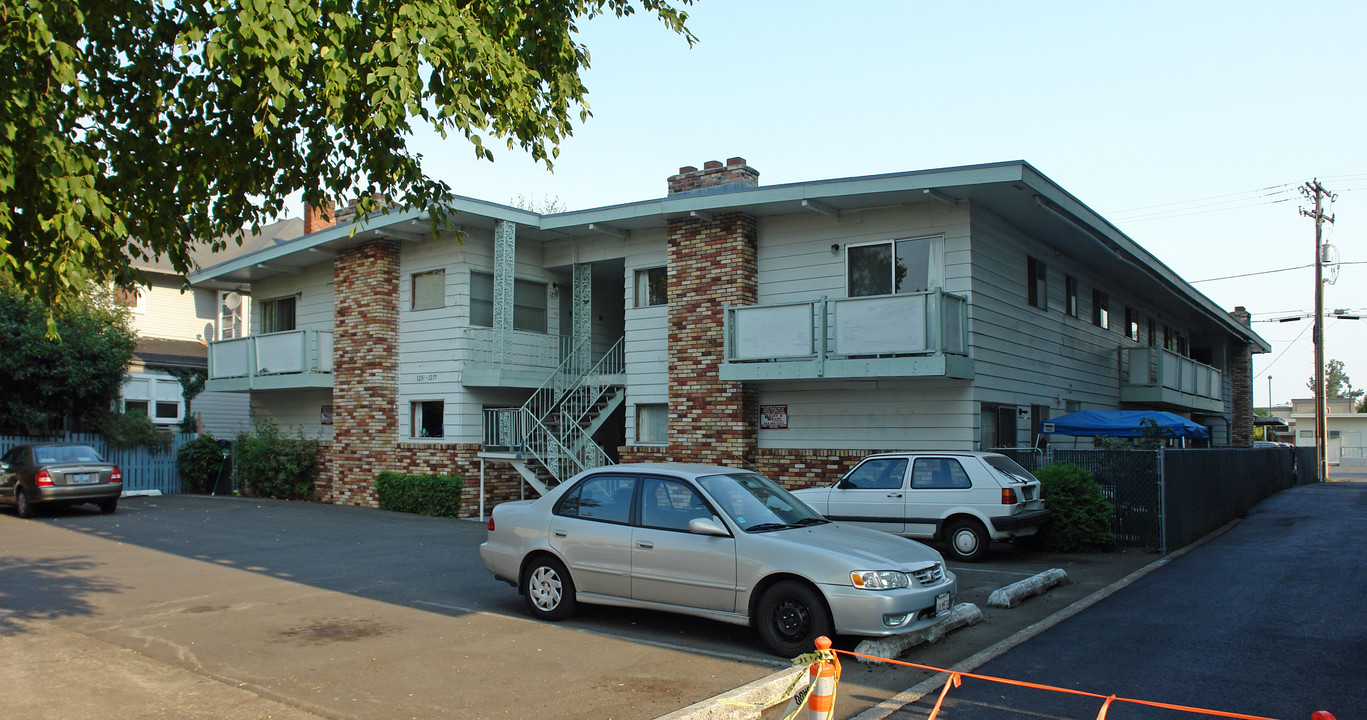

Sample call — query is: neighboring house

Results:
[187,159,1270,510]
[121,219,305,438]
[1287,397,1367,466]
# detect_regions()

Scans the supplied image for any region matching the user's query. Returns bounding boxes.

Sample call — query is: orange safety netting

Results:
[828,647,1290,720]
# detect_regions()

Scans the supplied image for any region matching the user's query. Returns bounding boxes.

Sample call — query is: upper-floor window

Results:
[635,267,668,307]
[1091,290,1109,329]
[1027,257,1047,310]
[412,270,446,311]
[259,296,297,333]
[1125,307,1140,342]
[1148,317,1157,347]
[1065,275,1078,318]
[219,291,246,339]
[470,271,548,332]
[847,236,939,297]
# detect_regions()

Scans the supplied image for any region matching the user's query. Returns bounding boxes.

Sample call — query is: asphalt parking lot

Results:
[0,495,1158,719]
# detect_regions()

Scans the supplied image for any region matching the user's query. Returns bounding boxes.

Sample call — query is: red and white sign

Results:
[760,404,788,430]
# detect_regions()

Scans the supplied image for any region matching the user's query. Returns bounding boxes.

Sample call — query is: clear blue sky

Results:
[391,1,1366,406]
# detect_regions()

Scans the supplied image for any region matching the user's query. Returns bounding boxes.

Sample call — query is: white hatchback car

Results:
[790,452,1050,562]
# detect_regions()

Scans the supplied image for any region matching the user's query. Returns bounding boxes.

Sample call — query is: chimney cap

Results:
[703,160,723,170]
[726,156,747,167]
[678,165,698,174]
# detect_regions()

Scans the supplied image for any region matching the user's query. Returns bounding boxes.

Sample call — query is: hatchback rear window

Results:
[983,455,1038,484]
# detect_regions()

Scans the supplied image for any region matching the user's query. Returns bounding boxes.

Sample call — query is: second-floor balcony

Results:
[1120,347,1222,412]
[206,329,334,392]
[719,290,972,381]
[462,329,575,388]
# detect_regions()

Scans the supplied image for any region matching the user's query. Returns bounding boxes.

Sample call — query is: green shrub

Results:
[233,420,319,500]
[101,411,174,453]
[376,471,464,518]
[177,433,224,493]
[1032,463,1117,552]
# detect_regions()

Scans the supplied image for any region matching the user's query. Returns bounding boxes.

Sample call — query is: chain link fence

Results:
[1000,445,1317,553]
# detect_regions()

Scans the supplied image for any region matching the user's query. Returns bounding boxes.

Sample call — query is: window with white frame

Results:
[636,403,668,444]
[219,291,247,339]
[634,267,668,307]
[411,400,444,438]
[259,295,297,333]
[122,374,183,424]
[846,236,939,297]
[412,270,446,311]
[1092,289,1109,330]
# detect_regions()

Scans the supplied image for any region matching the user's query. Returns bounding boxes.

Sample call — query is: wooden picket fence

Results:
[0,432,197,495]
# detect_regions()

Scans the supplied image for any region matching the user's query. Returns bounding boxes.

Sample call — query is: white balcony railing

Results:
[207,329,334,387]
[1122,347,1222,403]
[721,290,970,380]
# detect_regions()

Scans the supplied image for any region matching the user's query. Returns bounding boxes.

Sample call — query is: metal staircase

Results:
[482,337,625,496]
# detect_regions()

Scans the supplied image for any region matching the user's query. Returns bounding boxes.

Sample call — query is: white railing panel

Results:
[832,294,928,355]
[210,338,250,378]
[255,331,305,375]
[732,303,813,360]
[316,331,334,372]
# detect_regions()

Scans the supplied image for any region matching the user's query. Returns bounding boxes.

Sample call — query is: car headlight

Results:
[850,570,910,590]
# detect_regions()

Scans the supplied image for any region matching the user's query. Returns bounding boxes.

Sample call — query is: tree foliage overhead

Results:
[0,280,136,434]
[0,0,694,310]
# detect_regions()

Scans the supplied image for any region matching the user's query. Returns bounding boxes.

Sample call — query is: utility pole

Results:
[1300,180,1336,482]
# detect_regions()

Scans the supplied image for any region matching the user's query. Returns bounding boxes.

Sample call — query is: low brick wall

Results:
[618,445,878,491]
[314,441,526,517]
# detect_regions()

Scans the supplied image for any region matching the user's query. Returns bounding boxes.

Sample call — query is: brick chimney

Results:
[304,199,336,235]
[667,157,759,197]
[1230,306,1252,327]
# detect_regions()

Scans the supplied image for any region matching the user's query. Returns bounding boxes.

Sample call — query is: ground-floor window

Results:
[980,403,1018,451]
[636,403,667,444]
[411,400,444,438]
[123,374,183,425]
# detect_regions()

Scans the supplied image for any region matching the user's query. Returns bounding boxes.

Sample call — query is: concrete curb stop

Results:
[852,602,983,664]
[655,666,807,720]
[986,569,1070,608]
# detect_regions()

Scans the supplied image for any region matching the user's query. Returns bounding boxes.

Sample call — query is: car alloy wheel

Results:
[522,556,576,621]
[16,487,34,519]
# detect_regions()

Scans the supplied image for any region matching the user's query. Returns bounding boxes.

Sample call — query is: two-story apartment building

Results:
[188,159,1269,510]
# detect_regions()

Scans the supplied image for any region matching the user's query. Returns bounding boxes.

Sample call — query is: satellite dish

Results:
[223,291,242,310]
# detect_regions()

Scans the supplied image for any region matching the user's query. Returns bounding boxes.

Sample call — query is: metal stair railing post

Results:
[515,335,621,487]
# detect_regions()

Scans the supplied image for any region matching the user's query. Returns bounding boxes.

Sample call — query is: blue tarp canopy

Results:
[1040,410,1210,439]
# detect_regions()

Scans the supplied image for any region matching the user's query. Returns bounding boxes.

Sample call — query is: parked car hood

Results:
[756,522,942,569]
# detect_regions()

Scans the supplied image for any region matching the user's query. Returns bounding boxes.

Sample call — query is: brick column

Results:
[1229,306,1254,446]
[320,238,400,505]
[660,212,759,465]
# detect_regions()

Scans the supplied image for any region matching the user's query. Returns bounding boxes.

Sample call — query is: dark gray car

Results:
[0,443,122,517]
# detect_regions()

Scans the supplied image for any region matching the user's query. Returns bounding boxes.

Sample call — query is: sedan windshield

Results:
[696,472,828,532]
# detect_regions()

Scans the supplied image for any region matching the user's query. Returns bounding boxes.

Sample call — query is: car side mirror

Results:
[688,517,730,537]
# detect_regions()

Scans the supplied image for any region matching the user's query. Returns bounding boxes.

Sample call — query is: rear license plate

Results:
[935,592,951,615]
[70,473,95,484]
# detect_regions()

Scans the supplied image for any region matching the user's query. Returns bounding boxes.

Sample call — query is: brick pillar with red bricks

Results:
[620,158,762,466]
[319,238,400,505]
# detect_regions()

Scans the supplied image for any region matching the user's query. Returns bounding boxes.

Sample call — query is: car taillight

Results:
[111,466,122,483]
[36,469,54,486]
[1001,488,1017,505]
[487,517,495,532]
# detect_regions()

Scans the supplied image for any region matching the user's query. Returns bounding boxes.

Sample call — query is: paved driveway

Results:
[875,482,1367,720]
[0,495,1154,719]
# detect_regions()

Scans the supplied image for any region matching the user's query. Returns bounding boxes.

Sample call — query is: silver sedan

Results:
[0,443,123,518]
[480,463,956,656]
